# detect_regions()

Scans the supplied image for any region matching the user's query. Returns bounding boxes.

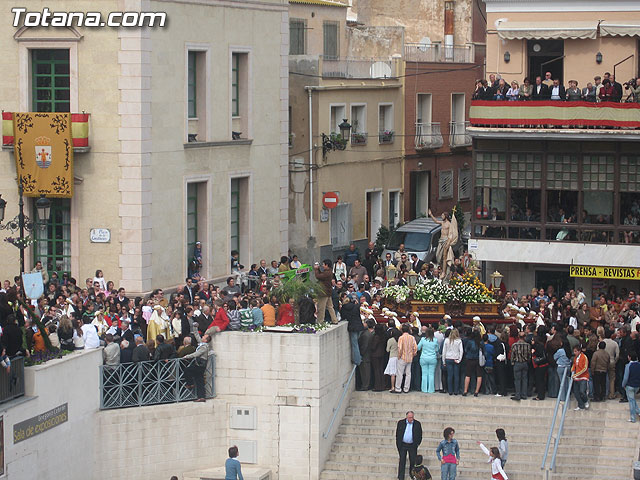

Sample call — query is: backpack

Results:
[411,465,432,480]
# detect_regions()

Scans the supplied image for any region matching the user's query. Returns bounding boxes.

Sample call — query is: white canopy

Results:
[600,21,640,37]
[496,21,599,40]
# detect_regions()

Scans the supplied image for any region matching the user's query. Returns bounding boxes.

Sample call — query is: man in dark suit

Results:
[532,76,549,100]
[395,411,422,480]
[410,254,425,273]
[184,277,196,304]
[549,79,566,101]
[611,74,623,102]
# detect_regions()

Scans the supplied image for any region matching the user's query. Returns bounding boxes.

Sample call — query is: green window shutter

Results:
[232,53,239,117]
[323,22,338,60]
[290,19,305,55]
[33,199,71,274]
[188,51,197,118]
[32,49,70,113]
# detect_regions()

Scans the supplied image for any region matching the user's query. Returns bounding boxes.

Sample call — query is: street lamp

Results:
[385,264,397,282]
[406,270,419,288]
[321,119,352,157]
[490,270,503,291]
[0,185,51,274]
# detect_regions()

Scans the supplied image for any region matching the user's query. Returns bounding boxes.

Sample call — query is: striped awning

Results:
[469,100,640,129]
[496,21,599,40]
[600,21,640,37]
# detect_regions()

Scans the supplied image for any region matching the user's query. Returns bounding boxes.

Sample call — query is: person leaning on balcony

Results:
[182,330,212,403]
[549,79,566,101]
[531,76,549,100]
[599,79,616,102]
[582,82,597,102]
[566,80,582,101]
[518,77,532,100]
[102,334,120,365]
[506,81,519,101]
[494,78,508,100]
[593,76,603,101]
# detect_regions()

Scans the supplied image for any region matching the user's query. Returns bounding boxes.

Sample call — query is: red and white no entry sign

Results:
[322,191,339,209]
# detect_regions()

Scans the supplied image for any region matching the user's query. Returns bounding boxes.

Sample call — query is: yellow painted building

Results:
[288,0,404,260]
[0,0,289,293]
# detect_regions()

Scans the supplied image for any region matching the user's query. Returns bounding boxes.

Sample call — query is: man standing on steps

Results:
[511,331,531,401]
[396,411,422,480]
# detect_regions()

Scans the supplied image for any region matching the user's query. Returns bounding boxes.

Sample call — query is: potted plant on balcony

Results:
[379,130,394,144]
[329,133,347,149]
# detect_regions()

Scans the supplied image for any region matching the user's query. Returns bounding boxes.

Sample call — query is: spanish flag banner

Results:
[13,112,73,198]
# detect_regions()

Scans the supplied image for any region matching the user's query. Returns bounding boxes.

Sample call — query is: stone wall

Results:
[95,323,353,480]
[1,349,102,480]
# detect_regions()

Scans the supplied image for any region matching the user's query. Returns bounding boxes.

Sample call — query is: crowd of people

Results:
[474,71,640,103]
[2,240,640,421]
[352,280,640,424]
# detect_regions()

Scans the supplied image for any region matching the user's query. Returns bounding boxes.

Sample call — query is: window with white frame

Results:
[458,168,472,200]
[330,104,346,134]
[378,104,394,143]
[350,104,367,145]
[439,170,454,200]
[416,93,432,124]
[186,48,208,141]
[231,51,250,139]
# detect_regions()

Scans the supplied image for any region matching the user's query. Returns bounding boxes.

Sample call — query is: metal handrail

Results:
[0,356,25,405]
[99,355,215,410]
[541,371,567,469]
[541,369,574,471]
[322,364,356,439]
[551,376,574,470]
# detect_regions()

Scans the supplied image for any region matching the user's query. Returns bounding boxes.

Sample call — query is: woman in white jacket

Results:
[442,328,463,395]
[477,442,508,480]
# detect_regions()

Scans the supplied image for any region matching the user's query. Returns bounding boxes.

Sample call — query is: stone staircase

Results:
[320,391,639,480]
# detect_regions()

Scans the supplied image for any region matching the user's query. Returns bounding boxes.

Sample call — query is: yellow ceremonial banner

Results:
[13,112,73,198]
[569,265,640,280]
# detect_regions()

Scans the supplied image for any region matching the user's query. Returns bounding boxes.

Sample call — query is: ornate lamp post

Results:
[0,185,51,274]
[490,270,504,296]
[385,263,397,283]
[406,270,419,289]
[321,119,352,157]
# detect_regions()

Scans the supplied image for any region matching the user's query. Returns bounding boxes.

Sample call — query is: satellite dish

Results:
[418,37,432,52]
[370,61,392,78]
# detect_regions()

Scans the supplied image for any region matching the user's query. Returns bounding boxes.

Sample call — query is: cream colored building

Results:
[288,0,404,260]
[0,0,288,293]
[484,0,640,86]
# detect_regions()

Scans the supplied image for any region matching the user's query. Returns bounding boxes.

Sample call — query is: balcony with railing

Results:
[321,57,398,79]
[350,132,368,146]
[469,100,640,138]
[404,44,474,63]
[99,356,215,410]
[449,121,471,148]
[0,356,24,404]
[414,122,443,150]
[379,130,395,144]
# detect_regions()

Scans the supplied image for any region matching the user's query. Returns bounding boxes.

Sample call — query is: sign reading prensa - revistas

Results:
[569,265,640,280]
[13,403,68,444]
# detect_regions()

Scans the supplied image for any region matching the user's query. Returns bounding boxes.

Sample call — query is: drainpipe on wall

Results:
[308,88,314,240]
[444,1,454,60]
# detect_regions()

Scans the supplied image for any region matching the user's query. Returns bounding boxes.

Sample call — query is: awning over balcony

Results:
[469,100,640,129]
[600,21,640,37]
[496,21,598,40]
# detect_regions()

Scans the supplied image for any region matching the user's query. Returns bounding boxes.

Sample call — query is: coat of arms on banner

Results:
[35,136,52,168]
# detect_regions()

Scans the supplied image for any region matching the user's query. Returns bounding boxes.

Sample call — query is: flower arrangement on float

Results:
[381,273,496,304]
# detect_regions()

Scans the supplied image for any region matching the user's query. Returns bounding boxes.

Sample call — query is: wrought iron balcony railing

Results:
[449,121,472,147]
[99,355,215,410]
[415,122,443,150]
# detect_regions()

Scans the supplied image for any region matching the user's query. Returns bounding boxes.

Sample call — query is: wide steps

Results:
[320,390,638,480]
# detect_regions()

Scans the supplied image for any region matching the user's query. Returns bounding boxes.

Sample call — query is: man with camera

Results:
[625,77,640,103]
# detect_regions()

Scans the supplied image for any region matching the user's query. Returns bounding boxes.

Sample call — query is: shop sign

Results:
[13,404,68,444]
[569,265,640,280]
